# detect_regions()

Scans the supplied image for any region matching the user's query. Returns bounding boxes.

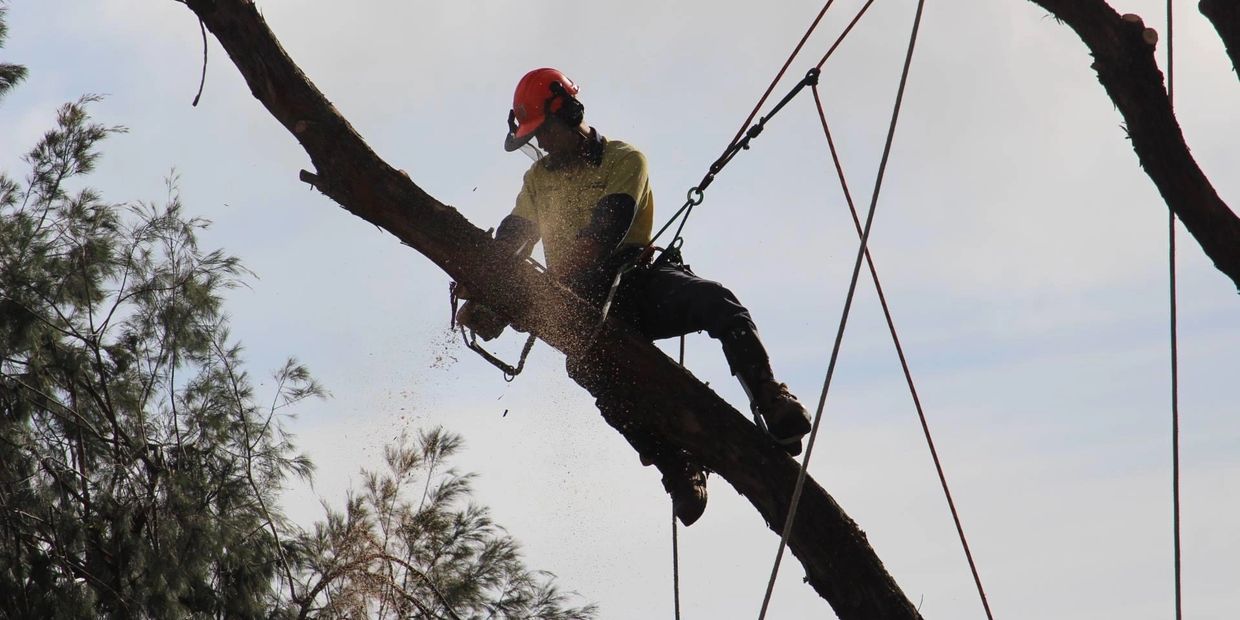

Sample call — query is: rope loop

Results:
[686,187,704,206]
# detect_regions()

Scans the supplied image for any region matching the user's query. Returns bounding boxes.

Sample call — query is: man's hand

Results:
[456,301,508,341]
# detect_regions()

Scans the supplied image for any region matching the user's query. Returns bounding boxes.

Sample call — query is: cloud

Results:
[9,0,1239,616]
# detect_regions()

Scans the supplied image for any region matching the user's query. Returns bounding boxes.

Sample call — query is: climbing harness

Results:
[590,245,657,340]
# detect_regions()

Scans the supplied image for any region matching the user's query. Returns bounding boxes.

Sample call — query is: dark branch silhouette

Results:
[176,0,923,617]
[1028,0,1240,291]
[1200,0,1240,77]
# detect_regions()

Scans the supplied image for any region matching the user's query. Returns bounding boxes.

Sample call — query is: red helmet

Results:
[504,67,582,152]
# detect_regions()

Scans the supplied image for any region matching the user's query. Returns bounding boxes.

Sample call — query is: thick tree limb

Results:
[1200,0,1240,77]
[177,0,922,617]
[1029,0,1240,291]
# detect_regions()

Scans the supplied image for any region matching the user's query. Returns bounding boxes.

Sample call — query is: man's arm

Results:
[456,185,541,339]
[579,193,637,250]
[565,148,648,276]
[495,213,540,258]
[561,193,637,279]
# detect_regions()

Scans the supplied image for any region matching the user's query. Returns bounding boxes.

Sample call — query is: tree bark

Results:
[1027,0,1240,291]
[1200,0,1240,78]
[178,0,923,617]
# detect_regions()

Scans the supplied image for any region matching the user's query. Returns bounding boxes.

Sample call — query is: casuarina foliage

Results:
[0,92,321,616]
[0,11,595,617]
[292,428,597,619]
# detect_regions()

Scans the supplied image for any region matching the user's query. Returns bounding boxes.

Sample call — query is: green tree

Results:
[294,428,597,620]
[0,3,26,102]
[0,93,321,617]
[0,12,595,617]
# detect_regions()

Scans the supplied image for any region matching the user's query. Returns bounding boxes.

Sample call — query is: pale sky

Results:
[3,0,1239,618]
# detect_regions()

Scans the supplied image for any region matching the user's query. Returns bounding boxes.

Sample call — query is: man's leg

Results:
[565,354,708,525]
[634,263,812,454]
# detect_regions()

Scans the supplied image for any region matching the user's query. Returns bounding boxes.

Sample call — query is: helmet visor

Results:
[517,142,546,162]
[505,109,545,160]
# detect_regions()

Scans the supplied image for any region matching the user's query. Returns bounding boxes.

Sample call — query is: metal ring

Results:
[686,187,704,206]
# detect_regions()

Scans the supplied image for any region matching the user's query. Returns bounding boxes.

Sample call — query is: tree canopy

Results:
[0,12,596,616]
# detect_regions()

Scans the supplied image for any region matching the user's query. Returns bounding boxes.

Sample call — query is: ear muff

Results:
[547,80,585,127]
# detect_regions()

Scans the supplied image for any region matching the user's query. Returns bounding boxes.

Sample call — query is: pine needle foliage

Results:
[293,428,597,620]
[0,95,321,618]
[0,3,28,102]
[0,11,596,616]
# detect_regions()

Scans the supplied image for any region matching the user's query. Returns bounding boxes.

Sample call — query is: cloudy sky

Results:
[4,0,1238,617]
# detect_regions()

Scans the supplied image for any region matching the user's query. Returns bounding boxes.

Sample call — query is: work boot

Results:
[720,324,812,455]
[752,380,812,456]
[630,435,707,525]
[660,461,708,526]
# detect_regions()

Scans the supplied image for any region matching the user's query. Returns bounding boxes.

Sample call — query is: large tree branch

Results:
[1200,0,1240,77]
[1029,0,1240,291]
[178,0,922,617]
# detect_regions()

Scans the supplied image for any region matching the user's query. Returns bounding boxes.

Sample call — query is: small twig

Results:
[299,169,324,190]
[377,553,464,620]
[192,18,208,106]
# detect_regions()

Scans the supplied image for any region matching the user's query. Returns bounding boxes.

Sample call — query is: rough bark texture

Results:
[1028,0,1240,291]
[1200,0,1240,77]
[178,0,923,617]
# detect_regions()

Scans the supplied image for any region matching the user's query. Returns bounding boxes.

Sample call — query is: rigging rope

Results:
[658,8,841,613]
[643,2,988,616]
[724,0,838,151]
[756,0,929,615]
[1166,1,1182,618]
[654,0,881,251]
[647,0,877,253]
[811,85,995,620]
[815,0,879,69]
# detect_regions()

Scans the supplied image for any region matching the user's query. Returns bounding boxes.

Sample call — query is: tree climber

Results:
[456,67,812,526]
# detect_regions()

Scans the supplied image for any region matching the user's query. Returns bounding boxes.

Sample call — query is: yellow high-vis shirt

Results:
[510,138,654,272]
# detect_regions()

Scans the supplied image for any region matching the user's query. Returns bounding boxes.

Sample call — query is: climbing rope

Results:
[596,0,851,332]
[672,504,682,620]
[726,0,837,149]
[811,85,995,620]
[1166,1,1182,618]
[651,0,880,254]
[756,0,929,615]
[648,67,821,256]
[815,0,879,69]
[647,0,855,254]
[671,334,686,620]
[656,5,842,615]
